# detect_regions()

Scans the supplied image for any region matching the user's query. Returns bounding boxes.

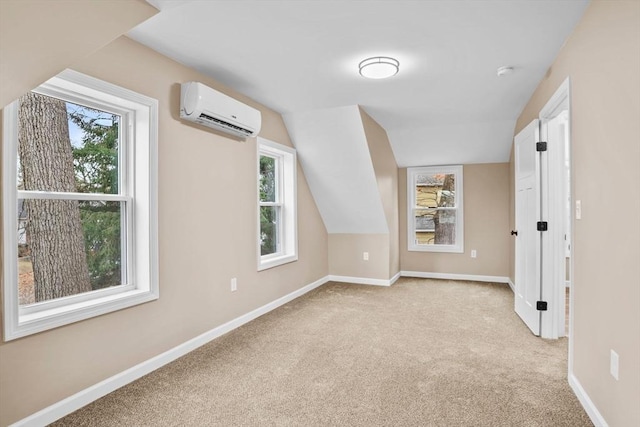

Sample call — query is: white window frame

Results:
[407,165,464,253]
[257,137,297,271]
[2,69,158,341]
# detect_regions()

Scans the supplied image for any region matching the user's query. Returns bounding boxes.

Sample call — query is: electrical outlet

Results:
[231,278,237,292]
[610,349,619,380]
[576,200,582,220]
[471,250,477,258]
[363,252,369,261]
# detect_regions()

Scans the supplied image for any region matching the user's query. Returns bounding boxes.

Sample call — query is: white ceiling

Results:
[129,0,589,167]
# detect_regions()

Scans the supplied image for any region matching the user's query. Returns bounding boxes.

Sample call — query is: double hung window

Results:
[2,70,158,340]
[407,165,463,253]
[257,138,297,270]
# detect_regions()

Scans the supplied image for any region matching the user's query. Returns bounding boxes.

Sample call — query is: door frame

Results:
[538,78,572,343]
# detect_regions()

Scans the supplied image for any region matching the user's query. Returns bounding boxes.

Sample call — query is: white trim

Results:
[2,69,159,341]
[538,77,571,340]
[390,271,401,285]
[9,275,330,427]
[507,278,515,293]
[13,290,156,340]
[2,100,19,341]
[401,271,510,284]
[407,165,464,253]
[328,275,393,287]
[568,373,609,427]
[539,78,571,119]
[257,138,298,271]
[17,191,129,202]
[329,271,505,287]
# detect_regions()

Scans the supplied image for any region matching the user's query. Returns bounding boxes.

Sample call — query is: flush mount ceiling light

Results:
[359,56,400,79]
[497,66,515,77]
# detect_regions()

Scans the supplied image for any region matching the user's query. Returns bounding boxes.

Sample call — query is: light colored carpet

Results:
[52,279,592,426]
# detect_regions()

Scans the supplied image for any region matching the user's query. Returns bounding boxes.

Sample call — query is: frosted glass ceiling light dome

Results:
[359,56,399,79]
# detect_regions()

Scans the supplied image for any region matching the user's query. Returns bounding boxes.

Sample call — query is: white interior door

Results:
[514,119,542,335]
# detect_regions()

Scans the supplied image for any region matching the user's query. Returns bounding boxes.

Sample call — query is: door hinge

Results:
[537,301,548,311]
[536,141,547,152]
[537,221,548,231]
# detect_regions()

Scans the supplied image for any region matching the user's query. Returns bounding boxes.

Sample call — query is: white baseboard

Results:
[390,271,401,285]
[401,271,510,284]
[11,275,331,427]
[328,275,393,286]
[508,278,515,292]
[569,373,608,427]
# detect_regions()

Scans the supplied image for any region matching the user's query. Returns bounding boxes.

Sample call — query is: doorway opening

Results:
[541,107,571,337]
[513,78,572,341]
[539,78,572,341]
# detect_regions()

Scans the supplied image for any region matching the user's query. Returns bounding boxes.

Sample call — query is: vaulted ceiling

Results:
[129,0,589,167]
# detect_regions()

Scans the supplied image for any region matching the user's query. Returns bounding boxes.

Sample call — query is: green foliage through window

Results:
[259,155,277,255]
[70,104,122,289]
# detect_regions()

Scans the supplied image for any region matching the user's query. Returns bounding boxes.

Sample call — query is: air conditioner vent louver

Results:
[179,81,261,140]
[198,113,253,136]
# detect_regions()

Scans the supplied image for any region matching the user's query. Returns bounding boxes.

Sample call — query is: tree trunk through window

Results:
[18,92,91,302]
[434,173,455,245]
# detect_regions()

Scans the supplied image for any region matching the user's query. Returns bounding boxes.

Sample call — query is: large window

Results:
[257,138,297,270]
[407,165,464,253]
[2,70,158,340]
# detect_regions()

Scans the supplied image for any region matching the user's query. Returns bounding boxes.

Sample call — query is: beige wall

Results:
[0,0,157,108]
[360,108,400,278]
[328,234,390,280]
[0,36,329,426]
[400,164,510,277]
[326,109,399,282]
[510,1,640,425]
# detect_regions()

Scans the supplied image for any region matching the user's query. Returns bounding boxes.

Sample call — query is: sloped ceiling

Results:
[129,0,589,167]
[0,0,158,108]
[284,106,388,234]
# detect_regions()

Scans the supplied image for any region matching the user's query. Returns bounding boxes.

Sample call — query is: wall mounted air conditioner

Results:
[180,81,261,139]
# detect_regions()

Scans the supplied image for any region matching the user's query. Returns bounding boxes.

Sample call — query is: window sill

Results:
[408,244,464,254]
[258,253,298,271]
[7,288,158,341]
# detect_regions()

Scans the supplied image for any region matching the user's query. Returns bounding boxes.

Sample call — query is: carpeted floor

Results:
[52,279,592,426]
